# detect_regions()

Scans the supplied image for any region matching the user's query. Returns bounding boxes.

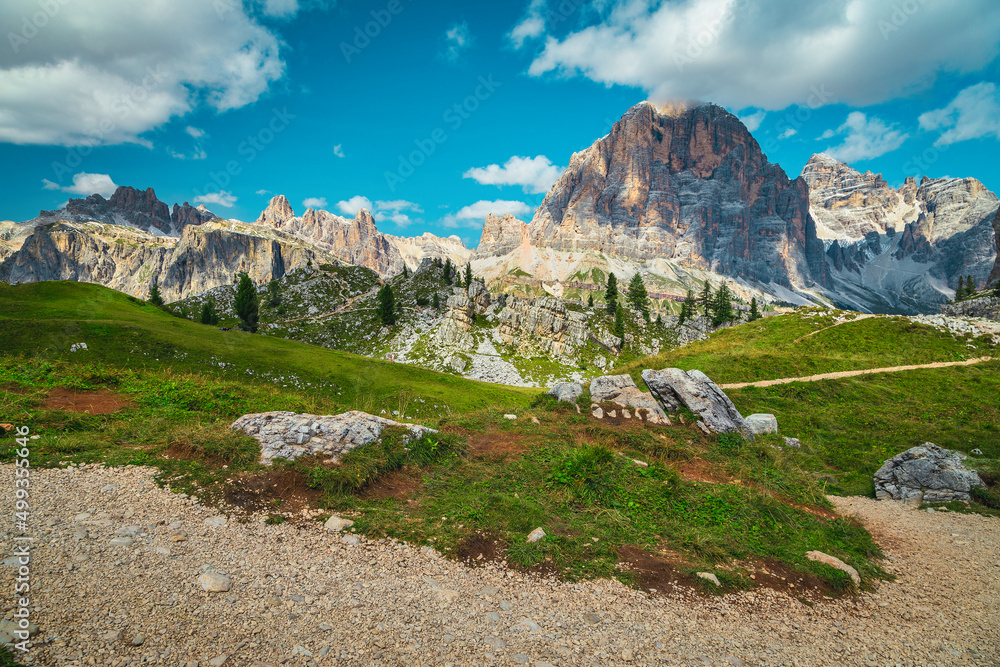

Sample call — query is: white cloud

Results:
[443,22,473,63]
[194,191,237,208]
[463,155,563,194]
[823,112,909,163]
[335,196,373,215]
[0,0,285,146]
[372,199,422,228]
[522,0,1000,110]
[256,189,271,196]
[333,144,345,158]
[442,200,533,228]
[817,129,836,140]
[778,128,797,139]
[41,172,118,198]
[303,197,330,210]
[918,82,1000,146]
[256,0,334,19]
[185,126,206,139]
[737,110,766,132]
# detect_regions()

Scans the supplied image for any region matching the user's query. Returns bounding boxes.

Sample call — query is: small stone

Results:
[514,617,540,632]
[131,636,145,646]
[324,516,354,532]
[198,571,233,593]
[103,630,123,642]
[109,536,134,548]
[632,459,648,467]
[503,414,517,420]
[209,655,228,666]
[204,516,227,527]
[155,546,171,555]
[530,416,540,425]
[582,612,600,625]
[169,530,188,542]
[607,410,617,418]
[806,550,860,587]
[485,612,500,623]
[697,572,722,587]
[592,407,604,419]
[526,527,546,543]
[480,586,499,596]
[783,437,802,448]
[745,413,778,435]
[622,649,635,661]
[499,600,514,611]
[341,534,360,545]
[512,655,530,665]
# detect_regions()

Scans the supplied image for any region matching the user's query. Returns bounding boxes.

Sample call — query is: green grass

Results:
[619,309,996,385]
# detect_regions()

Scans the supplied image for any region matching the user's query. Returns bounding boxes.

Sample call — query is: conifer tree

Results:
[700,281,713,317]
[679,289,696,325]
[749,297,760,321]
[443,258,453,285]
[967,275,976,297]
[148,282,164,306]
[377,284,396,326]
[605,273,618,315]
[626,273,650,320]
[711,283,734,327]
[587,293,594,308]
[200,298,219,326]
[613,302,625,341]
[464,262,473,287]
[234,273,259,332]
[433,291,440,310]
[402,265,408,279]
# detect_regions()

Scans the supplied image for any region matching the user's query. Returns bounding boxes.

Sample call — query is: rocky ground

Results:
[3,465,997,667]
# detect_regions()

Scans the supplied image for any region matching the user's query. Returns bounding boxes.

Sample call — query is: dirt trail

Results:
[790,314,875,344]
[721,356,992,390]
[7,465,998,666]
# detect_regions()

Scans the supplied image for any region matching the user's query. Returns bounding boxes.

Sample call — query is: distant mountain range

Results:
[1,101,997,313]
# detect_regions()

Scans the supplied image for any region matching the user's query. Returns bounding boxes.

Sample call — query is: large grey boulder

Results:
[231,410,435,464]
[874,443,985,505]
[589,375,669,424]
[546,382,582,404]
[746,413,778,435]
[641,368,753,439]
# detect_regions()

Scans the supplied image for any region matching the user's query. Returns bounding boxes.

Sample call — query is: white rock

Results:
[109,536,134,547]
[204,516,227,527]
[198,571,233,593]
[697,572,722,587]
[526,527,546,543]
[325,516,354,532]
[504,414,517,420]
[746,413,778,435]
[806,550,860,587]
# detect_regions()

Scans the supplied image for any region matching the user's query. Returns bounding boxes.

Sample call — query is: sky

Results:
[2,0,1000,247]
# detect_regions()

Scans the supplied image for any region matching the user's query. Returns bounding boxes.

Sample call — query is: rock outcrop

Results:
[589,375,669,424]
[991,206,1000,286]
[385,232,471,272]
[745,414,778,435]
[546,382,583,404]
[940,294,1000,321]
[641,368,753,439]
[495,296,589,356]
[34,186,217,236]
[472,213,528,259]
[874,443,985,505]
[230,410,435,464]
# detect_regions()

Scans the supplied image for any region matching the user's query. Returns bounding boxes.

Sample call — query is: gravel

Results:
[3,465,998,666]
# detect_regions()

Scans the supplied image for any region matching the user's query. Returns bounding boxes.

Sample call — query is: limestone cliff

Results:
[34,186,217,236]
[472,213,528,259]
[991,207,1000,286]
[383,232,471,272]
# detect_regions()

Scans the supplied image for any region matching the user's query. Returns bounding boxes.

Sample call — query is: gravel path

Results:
[721,356,992,390]
[3,465,998,666]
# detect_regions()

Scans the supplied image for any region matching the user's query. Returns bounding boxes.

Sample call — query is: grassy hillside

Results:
[619,308,996,384]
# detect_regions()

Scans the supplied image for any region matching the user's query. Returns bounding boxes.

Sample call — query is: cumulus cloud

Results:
[919,82,1000,146]
[304,197,330,210]
[256,189,271,196]
[778,128,797,139]
[823,112,908,163]
[463,155,563,194]
[521,0,1000,110]
[0,0,285,146]
[442,22,473,63]
[373,200,422,228]
[333,144,345,158]
[737,110,766,132]
[185,126,206,139]
[442,200,533,228]
[335,195,371,215]
[194,191,237,208]
[41,172,118,198]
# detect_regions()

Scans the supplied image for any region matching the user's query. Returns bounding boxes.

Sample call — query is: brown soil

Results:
[359,468,423,501]
[677,457,734,484]
[616,545,700,594]
[443,427,528,461]
[223,468,322,518]
[739,557,840,600]
[454,533,506,567]
[42,387,134,414]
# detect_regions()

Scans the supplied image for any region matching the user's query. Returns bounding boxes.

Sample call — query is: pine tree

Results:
[464,262,473,287]
[626,273,650,320]
[266,280,281,308]
[967,275,976,298]
[656,313,663,327]
[433,292,440,310]
[200,298,219,325]
[605,273,618,315]
[587,293,594,308]
[700,281,713,317]
[711,283,734,327]
[749,297,760,321]
[443,258,453,285]
[377,284,396,326]
[402,265,409,279]
[234,273,259,332]
[679,289,696,325]
[613,302,625,341]
[148,282,164,307]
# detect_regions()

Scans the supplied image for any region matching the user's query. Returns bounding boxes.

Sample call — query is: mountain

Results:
[384,232,471,271]
[34,186,217,236]
[804,155,998,312]
[472,102,829,305]
[992,207,1000,286]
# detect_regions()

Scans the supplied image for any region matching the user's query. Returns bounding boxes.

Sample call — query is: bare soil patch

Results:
[42,387,134,414]
[454,533,506,567]
[360,467,423,501]
[617,545,700,594]
[223,468,322,518]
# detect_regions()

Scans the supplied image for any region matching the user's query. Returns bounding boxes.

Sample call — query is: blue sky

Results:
[2,0,1000,247]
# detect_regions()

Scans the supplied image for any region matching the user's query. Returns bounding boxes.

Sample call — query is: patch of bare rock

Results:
[3,464,997,666]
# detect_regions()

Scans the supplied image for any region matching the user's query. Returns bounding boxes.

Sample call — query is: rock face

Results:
[588,375,669,424]
[641,368,753,439]
[805,155,998,313]
[874,443,984,505]
[482,102,828,290]
[35,186,217,236]
[496,296,589,356]
[434,282,491,349]
[385,232,471,272]
[230,410,435,464]
[0,221,333,302]
[472,213,528,259]
[940,294,1000,321]
[991,207,1000,286]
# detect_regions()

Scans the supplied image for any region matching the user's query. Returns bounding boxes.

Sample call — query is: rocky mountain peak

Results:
[801,153,903,241]
[257,195,294,228]
[473,213,528,259]
[35,185,209,236]
[991,207,1000,286]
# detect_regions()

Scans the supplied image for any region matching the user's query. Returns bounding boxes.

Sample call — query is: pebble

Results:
[526,527,546,543]
[198,571,233,593]
[324,516,354,532]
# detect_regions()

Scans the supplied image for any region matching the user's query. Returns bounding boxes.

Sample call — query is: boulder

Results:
[546,382,583,404]
[874,443,985,505]
[467,280,491,313]
[588,375,669,424]
[746,414,778,435]
[641,368,753,439]
[231,410,436,464]
[805,551,860,587]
